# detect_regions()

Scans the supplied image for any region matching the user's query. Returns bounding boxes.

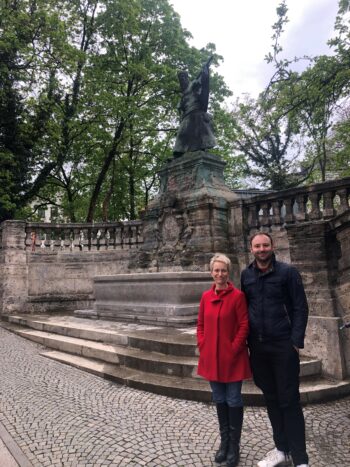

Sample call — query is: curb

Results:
[0,421,32,467]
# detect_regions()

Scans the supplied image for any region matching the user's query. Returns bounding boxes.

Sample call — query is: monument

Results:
[93,58,239,325]
[130,58,238,273]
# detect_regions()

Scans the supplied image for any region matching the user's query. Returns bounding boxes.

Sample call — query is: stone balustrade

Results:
[25,221,143,252]
[239,177,350,230]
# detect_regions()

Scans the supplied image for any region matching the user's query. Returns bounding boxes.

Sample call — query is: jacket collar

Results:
[210,281,234,300]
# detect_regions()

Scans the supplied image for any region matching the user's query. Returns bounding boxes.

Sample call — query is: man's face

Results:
[251,234,274,265]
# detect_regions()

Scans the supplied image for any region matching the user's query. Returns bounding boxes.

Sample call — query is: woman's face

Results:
[211,261,229,289]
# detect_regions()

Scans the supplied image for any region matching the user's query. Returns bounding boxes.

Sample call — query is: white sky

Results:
[170,0,339,98]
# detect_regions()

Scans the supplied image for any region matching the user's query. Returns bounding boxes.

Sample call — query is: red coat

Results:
[197,282,252,382]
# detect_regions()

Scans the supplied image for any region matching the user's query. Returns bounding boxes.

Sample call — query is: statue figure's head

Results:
[178,71,190,91]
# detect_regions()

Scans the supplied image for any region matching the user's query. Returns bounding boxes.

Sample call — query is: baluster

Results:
[260,202,270,227]
[40,231,47,248]
[69,229,75,251]
[294,195,307,221]
[308,192,321,220]
[105,229,110,249]
[59,229,65,251]
[78,229,85,251]
[322,191,335,219]
[284,198,295,223]
[136,224,143,246]
[96,228,102,250]
[50,229,55,251]
[30,230,37,252]
[336,188,349,214]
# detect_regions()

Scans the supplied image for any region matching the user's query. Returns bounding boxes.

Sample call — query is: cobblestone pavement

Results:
[0,327,349,467]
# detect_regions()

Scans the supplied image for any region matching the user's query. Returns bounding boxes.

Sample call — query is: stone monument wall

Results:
[0,220,142,314]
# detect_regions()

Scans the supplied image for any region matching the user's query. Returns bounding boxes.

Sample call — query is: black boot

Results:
[226,406,243,467]
[214,402,229,463]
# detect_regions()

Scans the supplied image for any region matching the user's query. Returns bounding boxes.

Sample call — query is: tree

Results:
[26,0,233,222]
[230,0,350,188]
[264,0,350,182]
[0,0,63,221]
[231,94,305,190]
[0,0,101,222]
[324,102,350,177]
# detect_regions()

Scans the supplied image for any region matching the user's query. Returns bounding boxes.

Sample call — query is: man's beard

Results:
[254,252,273,264]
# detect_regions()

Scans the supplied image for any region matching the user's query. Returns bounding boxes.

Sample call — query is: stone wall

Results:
[330,211,350,376]
[0,221,139,315]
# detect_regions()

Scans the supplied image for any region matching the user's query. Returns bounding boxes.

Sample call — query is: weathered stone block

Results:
[94,271,212,326]
[304,316,346,379]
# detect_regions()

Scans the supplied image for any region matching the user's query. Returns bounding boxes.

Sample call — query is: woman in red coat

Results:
[197,253,251,467]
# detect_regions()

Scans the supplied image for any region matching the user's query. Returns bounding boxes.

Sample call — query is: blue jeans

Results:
[209,381,243,407]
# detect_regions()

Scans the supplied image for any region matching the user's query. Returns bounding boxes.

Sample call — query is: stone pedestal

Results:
[94,271,212,326]
[129,151,238,272]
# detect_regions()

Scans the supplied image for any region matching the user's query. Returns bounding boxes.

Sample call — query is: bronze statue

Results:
[173,57,216,157]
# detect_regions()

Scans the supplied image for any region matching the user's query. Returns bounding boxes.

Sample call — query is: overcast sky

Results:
[170,0,339,98]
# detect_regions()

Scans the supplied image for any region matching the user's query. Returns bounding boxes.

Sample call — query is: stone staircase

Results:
[2,314,350,405]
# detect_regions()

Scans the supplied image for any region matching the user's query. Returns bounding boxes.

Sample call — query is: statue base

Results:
[129,151,238,273]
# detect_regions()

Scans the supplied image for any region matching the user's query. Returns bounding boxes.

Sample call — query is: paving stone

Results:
[0,326,349,466]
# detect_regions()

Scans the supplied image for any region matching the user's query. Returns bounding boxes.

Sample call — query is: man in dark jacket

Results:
[241,232,309,467]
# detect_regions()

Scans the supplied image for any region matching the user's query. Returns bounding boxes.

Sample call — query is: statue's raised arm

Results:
[173,57,216,157]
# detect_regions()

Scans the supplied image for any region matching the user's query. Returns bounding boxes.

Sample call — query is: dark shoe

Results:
[214,403,229,463]
[226,406,243,467]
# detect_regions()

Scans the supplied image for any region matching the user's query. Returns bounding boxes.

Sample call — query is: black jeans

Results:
[249,338,308,466]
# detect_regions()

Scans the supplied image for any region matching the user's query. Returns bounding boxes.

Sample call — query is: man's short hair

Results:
[250,232,273,246]
[210,253,231,272]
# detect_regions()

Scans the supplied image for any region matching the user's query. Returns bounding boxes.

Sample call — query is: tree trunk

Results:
[86,120,124,222]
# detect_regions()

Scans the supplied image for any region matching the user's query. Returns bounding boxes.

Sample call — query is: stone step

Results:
[2,318,348,405]
[12,328,199,378]
[5,315,198,356]
[41,350,350,406]
[3,322,321,384]
[94,311,198,327]
[3,316,322,377]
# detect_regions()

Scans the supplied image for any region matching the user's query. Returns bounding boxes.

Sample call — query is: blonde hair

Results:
[210,253,231,272]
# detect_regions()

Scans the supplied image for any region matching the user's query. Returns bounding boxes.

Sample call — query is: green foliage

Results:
[0,0,233,222]
[0,0,88,221]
